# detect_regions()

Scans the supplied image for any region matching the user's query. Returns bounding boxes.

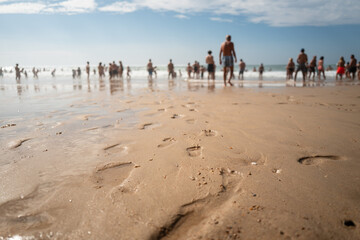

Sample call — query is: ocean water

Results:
[0,64,338,80]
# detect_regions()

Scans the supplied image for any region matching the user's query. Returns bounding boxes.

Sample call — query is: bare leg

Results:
[223,67,227,86]
[228,66,234,86]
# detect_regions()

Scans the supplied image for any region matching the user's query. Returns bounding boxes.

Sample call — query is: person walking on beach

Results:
[219,35,237,86]
[238,59,246,80]
[168,59,174,79]
[186,63,193,79]
[15,64,23,81]
[349,55,357,80]
[294,48,308,82]
[259,63,264,79]
[286,58,295,80]
[200,66,206,79]
[98,62,104,77]
[0,67,3,77]
[86,62,90,79]
[336,56,345,80]
[119,61,124,79]
[77,67,81,78]
[308,56,317,80]
[206,50,215,80]
[193,61,200,79]
[32,67,39,78]
[318,56,326,80]
[126,66,131,79]
[147,59,153,80]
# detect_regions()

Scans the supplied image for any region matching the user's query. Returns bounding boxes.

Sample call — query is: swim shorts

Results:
[336,67,345,75]
[297,63,307,72]
[222,56,234,68]
[148,69,153,76]
[349,66,357,73]
[207,64,214,73]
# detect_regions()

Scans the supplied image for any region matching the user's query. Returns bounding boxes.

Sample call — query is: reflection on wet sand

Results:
[1,75,360,99]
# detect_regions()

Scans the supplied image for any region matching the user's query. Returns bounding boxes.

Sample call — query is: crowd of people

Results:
[286,49,359,82]
[2,35,360,85]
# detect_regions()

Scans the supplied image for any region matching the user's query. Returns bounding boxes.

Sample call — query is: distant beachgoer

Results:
[349,55,357,80]
[86,62,90,78]
[336,56,345,80]
[345,62,350,79]
[318,56,326,80]
[119,61,124,78]
[108,63,113,79]
[294,48,308,82]
[259,63,264,78]
[219,35,237,86]
[253,67,257,72]
[98,62,104,77]
[168,59,174,79]
[15,64,24,80]
[147,59,153,80]
[200,66,206,79]
[127,66,131,79]
[286,58,295,80]
[24,70,28,78]
[93,69,96,75]
[193,61,200,79]
[357,61,360,80]
[326,66,333,71]
[32,67,39,78]
[113,61,119,79]
[153,66,158,78]
[72,69,76,79]
[238,59,246,80]
[308,56,317,80]
[77,67,81,78]
[206,50,215,80]
[51,69,56,77]
[178,69,182,77]
[0,67,3,77]
[186,63,193,79]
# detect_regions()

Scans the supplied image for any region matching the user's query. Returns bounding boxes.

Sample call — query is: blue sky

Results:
[0,0,359,66]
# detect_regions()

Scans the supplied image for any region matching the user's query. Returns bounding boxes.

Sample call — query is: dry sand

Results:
[0,84,359,239]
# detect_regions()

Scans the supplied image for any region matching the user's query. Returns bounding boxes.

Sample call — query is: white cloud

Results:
[98,1,138,13]
[0,2,46,14]
[174,14,188,19]
[0,0,96,14]
[99,0,360,26]
[49,0,97,13]
[210,17,232,23]
[0,0,359,26]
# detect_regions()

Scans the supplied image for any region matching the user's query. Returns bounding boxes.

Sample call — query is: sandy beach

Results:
[0,78,359,239]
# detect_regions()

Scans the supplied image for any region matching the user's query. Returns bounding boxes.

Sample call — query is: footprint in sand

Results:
[139,122,160,130]
[8,138,31,149]
[201,129,217,137]
[171,114,184,119]
[297,155,342,165]
[158,138,176,148]
[186,145,202,157]
[186,119,196,124]
[103,143,128,155]
[92,162,134,188]
[227,149,266,166]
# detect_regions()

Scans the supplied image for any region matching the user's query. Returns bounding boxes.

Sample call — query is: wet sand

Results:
[0,79,360,239]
